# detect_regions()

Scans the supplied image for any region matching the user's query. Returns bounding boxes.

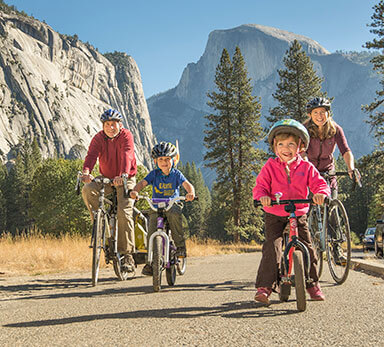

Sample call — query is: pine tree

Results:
[363,1,384,153]
[178,161,211,238]
[204,47,265,242]
[5,137,42,234]
[361,1,384,217]
[268,40,326,124]
[0,161,7,233]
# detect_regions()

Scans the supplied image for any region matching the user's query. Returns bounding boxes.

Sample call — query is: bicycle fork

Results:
[282,213,311,285]
[147,216,170,267]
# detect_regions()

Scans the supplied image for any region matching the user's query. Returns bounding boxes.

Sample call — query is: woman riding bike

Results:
[302,97,360,198]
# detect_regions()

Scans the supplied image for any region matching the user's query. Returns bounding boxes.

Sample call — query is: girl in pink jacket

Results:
[253,119,330,305]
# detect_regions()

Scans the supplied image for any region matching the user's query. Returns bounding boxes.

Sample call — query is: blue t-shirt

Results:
[144,168,186,199]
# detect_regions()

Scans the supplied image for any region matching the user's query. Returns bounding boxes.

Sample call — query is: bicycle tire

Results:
[293,250,306,312]
[325,199,351,285]
[176,257,187,275]
[166,264,176,286]
[308,207,324,279]
[278,255,290,302]
[92,210,103,286]
[152,235,163,292]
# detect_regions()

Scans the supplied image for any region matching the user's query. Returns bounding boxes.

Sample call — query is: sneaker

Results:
[175,246,187,258]
[121,254,135,272]
[306,283,325,301]
[141,264,153,276]
[254,287,272,305]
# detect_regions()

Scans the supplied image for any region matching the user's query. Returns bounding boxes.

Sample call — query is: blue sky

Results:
[5,0,378,98]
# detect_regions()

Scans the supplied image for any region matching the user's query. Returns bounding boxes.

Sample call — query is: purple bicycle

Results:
[136,195,195,292]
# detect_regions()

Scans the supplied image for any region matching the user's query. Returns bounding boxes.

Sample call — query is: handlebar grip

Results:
[354,168,362,188]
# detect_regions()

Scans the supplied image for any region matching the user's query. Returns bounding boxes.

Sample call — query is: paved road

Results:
[1,252,383,346]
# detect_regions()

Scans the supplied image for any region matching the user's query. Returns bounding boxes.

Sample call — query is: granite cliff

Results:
[0,10,155,167]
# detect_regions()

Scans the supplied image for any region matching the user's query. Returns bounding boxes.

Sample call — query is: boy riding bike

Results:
[253,119,330,304]
[130,141,195,276]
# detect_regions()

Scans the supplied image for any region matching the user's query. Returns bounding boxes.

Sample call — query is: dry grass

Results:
[0,233,261,277]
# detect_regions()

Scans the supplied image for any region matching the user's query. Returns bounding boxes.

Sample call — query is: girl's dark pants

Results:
[255,212,319,290]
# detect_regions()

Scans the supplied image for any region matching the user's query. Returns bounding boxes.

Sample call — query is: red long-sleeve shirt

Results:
[83,128,137,179]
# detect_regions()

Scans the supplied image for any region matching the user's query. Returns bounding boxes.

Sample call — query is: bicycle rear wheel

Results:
[176,257,187,275]
[293,250,306,312]
[166,263,176,286]
[152,235,163,292]
[92,211,103,286]
[308,207,324,279]
[326,199,351,285]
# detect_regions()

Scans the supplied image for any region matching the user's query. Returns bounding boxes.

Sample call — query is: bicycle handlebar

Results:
[320,169,362,189]
[253,196,331,208]
[136,195,198,212]
[254,198,313,208]
[75,171,130,197]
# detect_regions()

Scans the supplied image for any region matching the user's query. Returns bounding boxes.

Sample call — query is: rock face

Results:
[148,24,379,169]
[0,11,155,167]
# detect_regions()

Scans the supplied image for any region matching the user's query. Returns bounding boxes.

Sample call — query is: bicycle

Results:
[308,169,361,284]
[254,196,321,312]
[135,194,194,292]
[76,172,137,286]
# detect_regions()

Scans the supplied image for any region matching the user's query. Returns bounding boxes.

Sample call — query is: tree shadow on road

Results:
[3,300,298,328]
[0,278,256,302]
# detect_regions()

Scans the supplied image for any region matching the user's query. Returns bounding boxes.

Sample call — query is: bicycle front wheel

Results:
[152,235,163,292]
[308,206,324,279]
[326,199,351,285]
[293,250,306,312]
[92,210,104,286]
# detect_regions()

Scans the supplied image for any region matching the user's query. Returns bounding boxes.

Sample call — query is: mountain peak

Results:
[210,24,330,55]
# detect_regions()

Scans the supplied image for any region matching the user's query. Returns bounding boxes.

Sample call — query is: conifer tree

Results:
[178,161,211,238]
[361,1,384,218]
[268,39,326,123]
[5,137,42,234]
[0,162,7,233]
[363,1,384,155]
[204,47,265,242]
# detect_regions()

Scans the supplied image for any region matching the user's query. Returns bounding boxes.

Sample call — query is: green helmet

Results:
[268,119,310,150]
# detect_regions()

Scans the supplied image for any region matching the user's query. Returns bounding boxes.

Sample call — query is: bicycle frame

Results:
[138,196,185,268]
[282,201,311,284]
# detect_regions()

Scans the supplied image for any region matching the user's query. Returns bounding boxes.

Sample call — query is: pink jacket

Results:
[253,156,330,217]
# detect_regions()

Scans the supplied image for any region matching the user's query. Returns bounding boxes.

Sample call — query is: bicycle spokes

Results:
[326,199,351,284]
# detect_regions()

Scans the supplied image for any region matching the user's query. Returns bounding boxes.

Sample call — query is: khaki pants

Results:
[82,176,136,254]
[147,202,185,249]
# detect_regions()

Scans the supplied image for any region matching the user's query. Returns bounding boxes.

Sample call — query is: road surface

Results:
[1,252,383,346]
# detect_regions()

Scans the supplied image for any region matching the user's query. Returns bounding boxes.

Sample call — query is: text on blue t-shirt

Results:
[144,168,186,199]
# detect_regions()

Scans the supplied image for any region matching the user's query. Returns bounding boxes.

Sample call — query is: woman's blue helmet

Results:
[100,109,123,122]
[268,119,310,150]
